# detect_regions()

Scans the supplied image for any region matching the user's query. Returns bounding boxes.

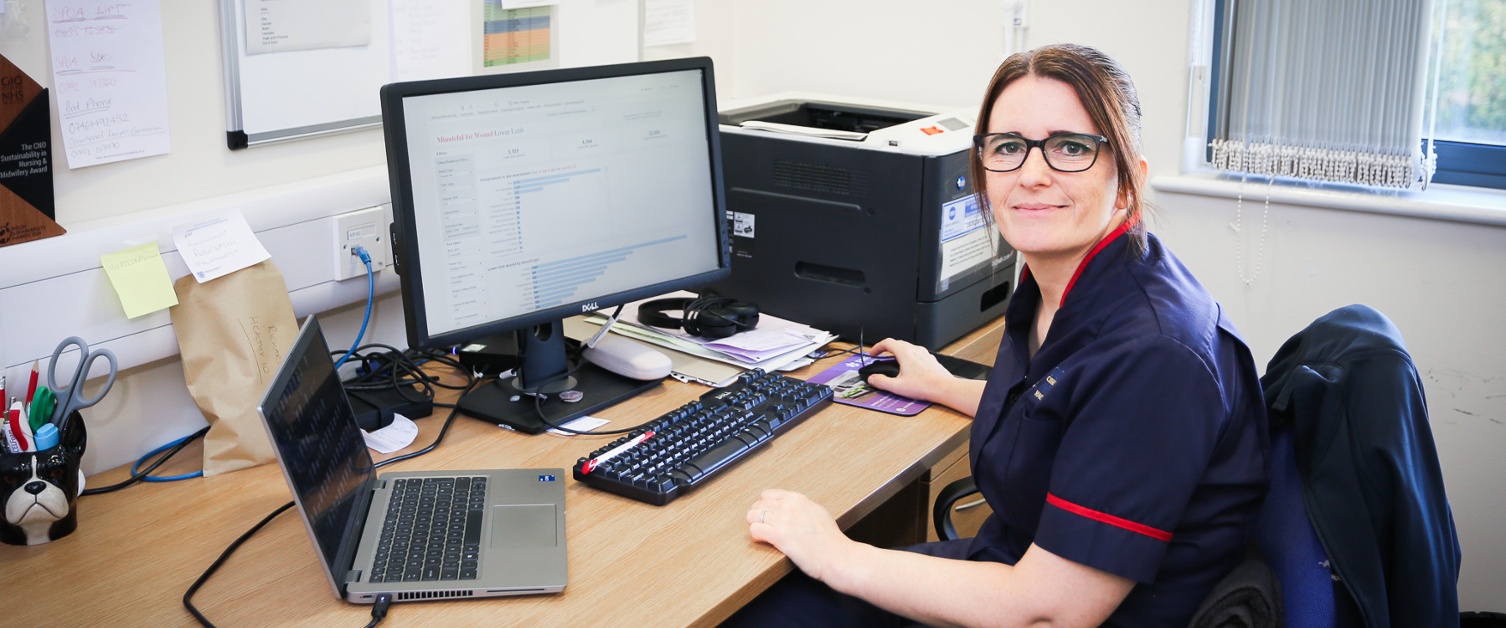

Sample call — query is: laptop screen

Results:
[259,316,376,579]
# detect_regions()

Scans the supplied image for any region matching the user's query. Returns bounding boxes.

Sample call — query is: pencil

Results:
[25,360,38,403]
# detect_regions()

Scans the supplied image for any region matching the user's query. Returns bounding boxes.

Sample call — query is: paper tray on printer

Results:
[719,99,931,139]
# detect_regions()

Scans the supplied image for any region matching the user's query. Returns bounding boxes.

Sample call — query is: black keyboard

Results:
[572,369,834,505]
[369,476,485,582]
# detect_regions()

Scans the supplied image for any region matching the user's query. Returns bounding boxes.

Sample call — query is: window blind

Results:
[1208,0,1436,189]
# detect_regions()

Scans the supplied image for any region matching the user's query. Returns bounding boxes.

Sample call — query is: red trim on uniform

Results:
[1059,213,1139,306]
[1046,492,1172,542]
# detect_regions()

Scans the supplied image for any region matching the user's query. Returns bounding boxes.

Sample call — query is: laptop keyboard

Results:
[369,476,486,583]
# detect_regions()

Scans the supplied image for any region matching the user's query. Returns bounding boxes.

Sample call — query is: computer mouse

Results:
[857,359,902,384]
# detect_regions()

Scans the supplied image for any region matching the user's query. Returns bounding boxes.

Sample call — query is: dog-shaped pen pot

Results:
[2,414,87,546]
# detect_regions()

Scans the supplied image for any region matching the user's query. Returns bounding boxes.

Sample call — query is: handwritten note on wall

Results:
[171,210,271,284]
[100,241,178,318]
[390,0,470,82]
[45,0,171,169]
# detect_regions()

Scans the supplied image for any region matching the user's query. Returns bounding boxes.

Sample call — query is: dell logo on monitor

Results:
[581,302,600,313]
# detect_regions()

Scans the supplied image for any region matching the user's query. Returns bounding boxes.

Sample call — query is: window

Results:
[1197,0,1506,191]
[1428,0,1506,188]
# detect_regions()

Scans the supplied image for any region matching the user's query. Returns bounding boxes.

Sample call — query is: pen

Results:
[580,431,655,475]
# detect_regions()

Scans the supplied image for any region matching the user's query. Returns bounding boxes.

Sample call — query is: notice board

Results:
[220,0,641,149]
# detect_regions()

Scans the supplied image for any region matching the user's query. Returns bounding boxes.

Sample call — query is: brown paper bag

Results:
[169,261,297,476]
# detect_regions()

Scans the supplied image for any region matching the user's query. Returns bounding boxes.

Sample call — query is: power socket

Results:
[334,206,392,280]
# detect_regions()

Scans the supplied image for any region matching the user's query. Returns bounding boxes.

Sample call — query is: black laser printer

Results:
[710,96,1017,350]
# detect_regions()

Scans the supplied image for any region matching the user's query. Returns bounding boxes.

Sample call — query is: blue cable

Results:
[333,246,375,371]
[132,433,203,482]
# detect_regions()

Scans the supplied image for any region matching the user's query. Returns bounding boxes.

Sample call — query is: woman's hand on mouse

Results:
[866,338,988,417]
[865,339,949,396]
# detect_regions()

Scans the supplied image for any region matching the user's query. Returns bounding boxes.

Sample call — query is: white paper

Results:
[582,292,838,373]
[390,0,471,81]
[171,210,272,283]
[548,415,609,436]
[361,414,419,453]
[643,0,696,47]
[246,0,371,55]
[45,0,171,169]
[703,328,812,361]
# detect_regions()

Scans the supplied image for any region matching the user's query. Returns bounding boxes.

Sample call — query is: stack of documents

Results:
[571,291,838,387]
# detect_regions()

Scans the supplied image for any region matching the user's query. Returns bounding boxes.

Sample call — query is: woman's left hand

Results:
[746,488,859,583]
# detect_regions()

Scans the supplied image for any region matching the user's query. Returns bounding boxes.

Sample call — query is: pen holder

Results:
[1,412,87,546]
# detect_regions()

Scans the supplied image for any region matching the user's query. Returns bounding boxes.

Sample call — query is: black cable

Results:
[375,376,484,469]
[183,500,296,627]
[504,306,675,437]
[808,327,870,362]
[344,344,459,390]
[179,362,474,625]
[364,593,392,627]
[333,345,477,432]
[525,370,663,436]
[338,344,450,402]
[81,426,210,496]
[807,344,864,360]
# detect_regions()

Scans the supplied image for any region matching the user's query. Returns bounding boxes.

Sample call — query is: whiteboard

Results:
[220,0,641,149]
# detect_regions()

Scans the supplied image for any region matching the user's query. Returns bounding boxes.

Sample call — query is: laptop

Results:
[256,315,567,604]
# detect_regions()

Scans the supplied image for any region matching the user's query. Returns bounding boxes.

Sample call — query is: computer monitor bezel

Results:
[380,56,731,355]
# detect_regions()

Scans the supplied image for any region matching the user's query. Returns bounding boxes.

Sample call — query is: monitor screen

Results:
[382,57,729,430]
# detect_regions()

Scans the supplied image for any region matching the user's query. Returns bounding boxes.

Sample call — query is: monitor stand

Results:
[455,320,661,434]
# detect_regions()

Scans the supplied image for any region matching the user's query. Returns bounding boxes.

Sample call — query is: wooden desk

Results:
[1,321,1001,626]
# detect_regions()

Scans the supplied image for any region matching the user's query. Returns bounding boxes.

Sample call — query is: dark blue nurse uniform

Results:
[961,229,1268,625]
[727,229,1268,627]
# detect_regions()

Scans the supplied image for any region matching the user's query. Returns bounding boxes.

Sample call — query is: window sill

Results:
[1150,172,1506,227]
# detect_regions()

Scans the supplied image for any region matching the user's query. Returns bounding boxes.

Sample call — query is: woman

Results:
[734,44,1269,626]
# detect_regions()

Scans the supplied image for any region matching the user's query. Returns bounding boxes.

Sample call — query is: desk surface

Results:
[1,321,1001,627]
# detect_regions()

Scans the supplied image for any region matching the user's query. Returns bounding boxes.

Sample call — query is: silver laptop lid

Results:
[257,315,378,599]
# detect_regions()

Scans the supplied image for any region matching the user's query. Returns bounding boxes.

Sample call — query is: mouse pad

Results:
[807,356,932,416]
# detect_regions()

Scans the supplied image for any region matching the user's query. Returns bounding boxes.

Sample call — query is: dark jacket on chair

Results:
[1260,304,1461,628]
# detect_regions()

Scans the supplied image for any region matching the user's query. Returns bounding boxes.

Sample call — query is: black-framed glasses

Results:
[973,132,1109,173]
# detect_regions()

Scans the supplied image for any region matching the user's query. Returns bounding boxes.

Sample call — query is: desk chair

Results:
[933,304,1462,627]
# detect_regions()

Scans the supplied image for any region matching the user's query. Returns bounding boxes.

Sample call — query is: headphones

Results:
[637,293,760,339]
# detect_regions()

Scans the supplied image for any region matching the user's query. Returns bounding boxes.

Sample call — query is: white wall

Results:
[0,0,1498,610]
[653,0,1506,610]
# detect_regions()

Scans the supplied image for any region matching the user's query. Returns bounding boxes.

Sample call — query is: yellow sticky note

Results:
[100,242,179,318]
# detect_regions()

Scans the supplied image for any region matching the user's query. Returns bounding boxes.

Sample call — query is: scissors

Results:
[48,336,119,430]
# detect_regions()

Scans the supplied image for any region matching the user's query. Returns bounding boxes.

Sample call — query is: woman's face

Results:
[984,76,1125,267]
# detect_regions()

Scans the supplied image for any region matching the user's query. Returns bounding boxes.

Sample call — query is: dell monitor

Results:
[381,57,730,432]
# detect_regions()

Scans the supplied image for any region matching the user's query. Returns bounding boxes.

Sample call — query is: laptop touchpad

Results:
[490,504,558,548]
